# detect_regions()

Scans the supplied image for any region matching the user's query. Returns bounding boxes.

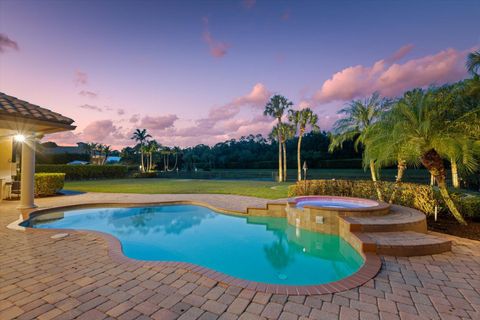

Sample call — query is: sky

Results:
[0,0,479,149]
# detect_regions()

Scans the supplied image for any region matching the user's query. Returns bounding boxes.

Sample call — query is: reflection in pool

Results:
[25,205,364,285]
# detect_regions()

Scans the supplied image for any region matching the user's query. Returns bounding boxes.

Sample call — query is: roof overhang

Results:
[0,114,76,136]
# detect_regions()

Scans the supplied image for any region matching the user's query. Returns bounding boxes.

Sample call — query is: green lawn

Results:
[64,179,293,199]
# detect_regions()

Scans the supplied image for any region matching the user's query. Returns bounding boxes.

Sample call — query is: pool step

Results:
[342,205,427,233]
[353,231,452,256]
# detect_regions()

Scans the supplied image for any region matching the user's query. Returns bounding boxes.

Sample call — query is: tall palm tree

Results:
[279,123,296,181]
[387,89,479,225]
[329,92,390,200]
[146,140,159,171]
[466,50,480,76]
[131,129,151,172]
[289,108,319,181]
[264,95,293,182]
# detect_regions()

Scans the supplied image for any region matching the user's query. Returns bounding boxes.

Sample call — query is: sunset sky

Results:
[0,0,479,149]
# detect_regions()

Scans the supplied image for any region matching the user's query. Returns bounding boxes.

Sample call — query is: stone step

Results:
[341,205,427,233]
[353,231,452,256]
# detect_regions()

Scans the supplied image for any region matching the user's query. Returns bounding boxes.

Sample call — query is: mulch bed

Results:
[428,215,480,241]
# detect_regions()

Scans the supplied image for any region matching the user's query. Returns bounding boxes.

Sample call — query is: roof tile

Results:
[0,92,74,125]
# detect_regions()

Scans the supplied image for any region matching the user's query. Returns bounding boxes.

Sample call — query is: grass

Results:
[64,179,293,199]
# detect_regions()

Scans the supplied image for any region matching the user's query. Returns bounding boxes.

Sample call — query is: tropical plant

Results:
[329,92,391,200]
[466,50,480,76]
[385,88,479,224]
[146,140,159,171]
[101,145,111,165]
[289,107,319,181]
[131,129,152,172]
[264,95,293,182]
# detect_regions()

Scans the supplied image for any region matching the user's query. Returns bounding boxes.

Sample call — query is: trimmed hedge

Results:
[289,179,437,215]
[34,173,65,196]
[288,179,480,219]
[36,165,128,180]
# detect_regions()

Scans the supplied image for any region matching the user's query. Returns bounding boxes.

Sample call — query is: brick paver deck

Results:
[1,193,480,319]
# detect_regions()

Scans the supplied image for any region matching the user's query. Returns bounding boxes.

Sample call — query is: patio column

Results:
[18,137,36,209]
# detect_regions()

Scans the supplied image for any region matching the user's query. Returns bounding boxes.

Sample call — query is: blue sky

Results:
[0,0,478,147]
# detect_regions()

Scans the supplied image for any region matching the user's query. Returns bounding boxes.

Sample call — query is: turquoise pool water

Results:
[26,204,364,285]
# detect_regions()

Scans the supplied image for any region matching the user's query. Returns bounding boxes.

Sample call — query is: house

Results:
[0,92,76,208]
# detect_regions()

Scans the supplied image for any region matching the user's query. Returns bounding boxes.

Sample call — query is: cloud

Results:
[313,45,470,104]
[202,17,229,58]
[74,70,88,86]
[117,108,125,116]
[129,114,140,123]
[78,90,98,98]
[281,10,291,21]
[81,120,127,143]
[138,114,179,131]
[79,104,102,112]
[242,0,256,9]
[0,33,19,53]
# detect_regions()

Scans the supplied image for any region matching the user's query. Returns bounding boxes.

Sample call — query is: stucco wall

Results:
[0,137,15,180]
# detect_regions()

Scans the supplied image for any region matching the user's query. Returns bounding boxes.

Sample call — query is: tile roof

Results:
[0,92,74,126]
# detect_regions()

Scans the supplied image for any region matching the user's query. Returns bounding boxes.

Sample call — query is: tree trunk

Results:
[278,137,283,182]
[283,142,287,182]
[421,149,467,225]
[297,134,303,181]
[430,174,435,186]
[451,159,460,188]
[369,160,384,201]
[140,152,144,172]
[389,159,406,204]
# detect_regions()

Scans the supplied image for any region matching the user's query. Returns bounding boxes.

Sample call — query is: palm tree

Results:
[264,95,293,182]
[289,108,319,181]
[279,123,296,181]
[386,88,478,225]
[146,140,159,171]
[131,129,151,172]
[102,145,111,165]
[329,92,390,200]
[466,50,480,76]
[364,110,419,203]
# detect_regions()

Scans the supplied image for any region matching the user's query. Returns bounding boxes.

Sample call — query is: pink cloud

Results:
[81,120,126,143]
[0,33,19,53]
[79,90,97,98]
[281,10,291,21]
[313,46,469,104]
[74,70,88,86]
[242,0,256,9]
[129,114,140,123]
[138,114,179,131]
[202,17,229,58]
[78,104,102,112]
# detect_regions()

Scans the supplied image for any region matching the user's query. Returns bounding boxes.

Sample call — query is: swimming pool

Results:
[24,204,364,285]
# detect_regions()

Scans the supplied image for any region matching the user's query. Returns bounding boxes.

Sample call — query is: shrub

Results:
[34,173,65,196]
[288,179,437,215]
[36,165,128,180]
[451,193,480,220]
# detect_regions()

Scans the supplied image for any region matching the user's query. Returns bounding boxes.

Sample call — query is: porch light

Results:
[14,134,26,142]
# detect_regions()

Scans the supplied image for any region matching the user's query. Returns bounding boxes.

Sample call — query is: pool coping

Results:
[15,201,382,296]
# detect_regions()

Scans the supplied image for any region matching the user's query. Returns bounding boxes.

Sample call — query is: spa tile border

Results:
[20,202,382,296]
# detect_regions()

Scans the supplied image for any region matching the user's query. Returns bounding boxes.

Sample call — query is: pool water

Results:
[26,204,364,285]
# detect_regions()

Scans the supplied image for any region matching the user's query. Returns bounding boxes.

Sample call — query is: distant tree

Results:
[289,107,319,181]
[131,129,152,172]
[264,95,293,182]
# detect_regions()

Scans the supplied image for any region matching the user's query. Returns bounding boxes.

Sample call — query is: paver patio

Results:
[1,193,479,320]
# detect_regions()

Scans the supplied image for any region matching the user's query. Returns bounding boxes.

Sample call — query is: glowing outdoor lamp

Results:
[14,134,26,142]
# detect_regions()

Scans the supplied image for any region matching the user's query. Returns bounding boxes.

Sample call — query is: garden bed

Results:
[427,215,480,241]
